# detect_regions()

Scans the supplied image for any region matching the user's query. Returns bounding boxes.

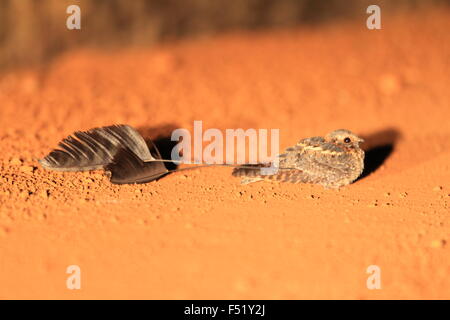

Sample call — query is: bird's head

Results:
[325,129,364,148]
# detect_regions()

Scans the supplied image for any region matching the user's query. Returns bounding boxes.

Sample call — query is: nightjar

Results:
[232,129,365,188]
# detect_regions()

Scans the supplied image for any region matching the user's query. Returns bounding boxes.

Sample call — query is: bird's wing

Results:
[39,124,155,171]
[277,139,351,184]
[105,146,168,184]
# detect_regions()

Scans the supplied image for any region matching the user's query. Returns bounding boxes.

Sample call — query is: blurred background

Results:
[1,0,448,69]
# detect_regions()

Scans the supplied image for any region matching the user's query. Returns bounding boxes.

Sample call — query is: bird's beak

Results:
[359,138,365,143]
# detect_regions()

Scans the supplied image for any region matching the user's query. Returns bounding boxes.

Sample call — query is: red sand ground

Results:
[0,10,449,299]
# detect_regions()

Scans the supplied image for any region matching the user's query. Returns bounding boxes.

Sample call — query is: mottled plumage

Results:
[232,129,365,188]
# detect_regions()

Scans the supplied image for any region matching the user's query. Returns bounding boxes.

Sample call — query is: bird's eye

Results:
[344,137,351,143]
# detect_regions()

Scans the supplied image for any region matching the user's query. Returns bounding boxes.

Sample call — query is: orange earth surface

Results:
[0,10,449,299]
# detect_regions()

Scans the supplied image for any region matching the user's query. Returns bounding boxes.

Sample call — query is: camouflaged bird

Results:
[232,129,365,188]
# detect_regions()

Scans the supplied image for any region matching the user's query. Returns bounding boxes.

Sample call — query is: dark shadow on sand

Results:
[137,124,180,172]
[358,128,401,180]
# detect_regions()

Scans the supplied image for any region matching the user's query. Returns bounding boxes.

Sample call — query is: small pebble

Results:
[379,73,402,95]
[37,189,49,199]
[430,239,446,248]
[19,190,30,199]
[368,202,378,208]
[92,173,104,180]
[9,157,22,166]
[0,226,11,237]
[0,190,11,197]
[20,165,34,174]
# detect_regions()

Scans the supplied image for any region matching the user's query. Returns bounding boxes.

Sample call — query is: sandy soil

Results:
[0,10,449,299]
